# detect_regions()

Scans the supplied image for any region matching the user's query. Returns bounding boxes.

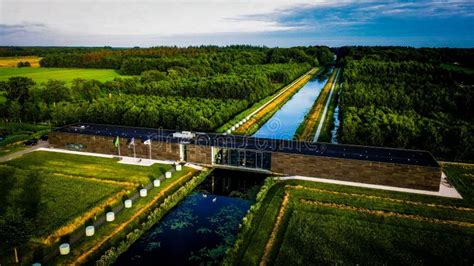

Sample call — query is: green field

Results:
[0,151,180,264]
[226,164,474,265]
[0,67,132,84]
[53,167,198,265]
[13,167,124,239]
[1,151,173,239]
[440,63,474,74]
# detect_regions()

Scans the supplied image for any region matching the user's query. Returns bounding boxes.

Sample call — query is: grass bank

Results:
[316,80,341,142]
[94,169,212,265]
[294,68,339,141]
[51,167,199,265]
[233,68,319,135]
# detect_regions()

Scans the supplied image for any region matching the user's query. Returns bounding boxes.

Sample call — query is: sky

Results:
[0,0,473,47]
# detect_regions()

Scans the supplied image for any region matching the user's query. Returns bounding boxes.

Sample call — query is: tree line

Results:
[37,46,333,75]
[0,46,333,132]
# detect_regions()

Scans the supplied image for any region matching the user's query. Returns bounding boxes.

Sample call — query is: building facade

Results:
[49,124,442,191]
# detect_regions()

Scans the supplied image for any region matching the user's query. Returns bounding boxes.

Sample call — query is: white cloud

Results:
[0,0,331,37]
[0,0,472,46]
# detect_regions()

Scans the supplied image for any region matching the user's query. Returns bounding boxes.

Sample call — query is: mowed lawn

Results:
[9,168,125,238]
[0,67,132,84]
[230,164,474,265]
[1,150,186,265]
[5,151,171,185]
[2,151,173,238]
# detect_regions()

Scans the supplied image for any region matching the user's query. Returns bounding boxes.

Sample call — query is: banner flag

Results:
[113,136,120,148]
[143,139,151,145]
[128,137,135,148]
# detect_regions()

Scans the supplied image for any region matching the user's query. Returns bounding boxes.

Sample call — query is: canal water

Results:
[252,68,333,140]
[115,169,265,266]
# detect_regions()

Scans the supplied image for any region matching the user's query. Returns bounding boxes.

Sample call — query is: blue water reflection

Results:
[115,170,264,266]
[252,71,331,140]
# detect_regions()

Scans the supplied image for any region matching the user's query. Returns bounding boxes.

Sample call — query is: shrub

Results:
[17,61,31,68]
[105,205,113,213]
[59,234,70,244]
[85,218,94,227]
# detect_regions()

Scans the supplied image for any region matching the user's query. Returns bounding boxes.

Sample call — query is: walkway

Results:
[313,68,341,142]
[37,147,176,166]
[277,172,462,199]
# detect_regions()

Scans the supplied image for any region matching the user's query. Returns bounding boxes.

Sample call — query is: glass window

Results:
[230,149,240,166]
[222,149,229,165]
[262,152,271,169]
[245,150,256,168]
[256,152,263,169]
[239,150,246,166]
[214,148,271,170]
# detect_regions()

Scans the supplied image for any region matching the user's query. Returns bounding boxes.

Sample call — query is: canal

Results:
[115,69,333,265]
[115,169,266,265]
[252,68,333,140]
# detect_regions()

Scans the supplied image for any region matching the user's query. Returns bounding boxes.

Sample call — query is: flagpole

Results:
[149,143,151,160]
[133,143,136,158]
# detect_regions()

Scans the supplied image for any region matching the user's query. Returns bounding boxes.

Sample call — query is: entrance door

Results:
[183,144,188,161]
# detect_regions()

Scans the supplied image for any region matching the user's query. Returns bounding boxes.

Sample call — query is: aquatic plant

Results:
[95,169,212,265]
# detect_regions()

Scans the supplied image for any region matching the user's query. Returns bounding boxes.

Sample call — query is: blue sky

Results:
[0,0,473,47]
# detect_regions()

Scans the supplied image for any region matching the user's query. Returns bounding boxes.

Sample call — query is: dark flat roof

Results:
[55,123,439,168]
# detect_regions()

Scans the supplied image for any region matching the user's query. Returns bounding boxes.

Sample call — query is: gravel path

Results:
[0,140,49,162]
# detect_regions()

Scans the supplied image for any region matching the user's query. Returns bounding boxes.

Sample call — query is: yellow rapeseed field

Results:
[0,56,42,67]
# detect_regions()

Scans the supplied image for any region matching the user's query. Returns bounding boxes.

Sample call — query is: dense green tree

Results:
[40,80,71,104]
[338,48,474,161]
[71,79,103,102]
[3,77,35,104]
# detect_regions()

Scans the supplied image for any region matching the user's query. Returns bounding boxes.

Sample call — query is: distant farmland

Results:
[0,56,42,67]
[0,67,132,84]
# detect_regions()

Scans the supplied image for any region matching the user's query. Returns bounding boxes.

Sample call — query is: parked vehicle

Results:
[40,134,49,141]
[24,138,38,146]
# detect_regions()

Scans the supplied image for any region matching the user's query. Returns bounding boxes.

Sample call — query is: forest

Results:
[338,47,474,161]
[0,46,333,131]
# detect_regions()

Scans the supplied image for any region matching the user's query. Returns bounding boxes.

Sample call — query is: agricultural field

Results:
[440,63,474,74]
[0,150,199,265]
[0,67,130,84]
[0,56,42,68]
[225,163,474,265]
